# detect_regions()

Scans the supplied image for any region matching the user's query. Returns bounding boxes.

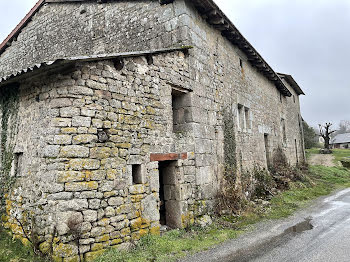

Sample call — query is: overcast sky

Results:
[0,0,349,128]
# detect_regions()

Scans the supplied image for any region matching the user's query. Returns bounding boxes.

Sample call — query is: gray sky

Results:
[0,0,349,128]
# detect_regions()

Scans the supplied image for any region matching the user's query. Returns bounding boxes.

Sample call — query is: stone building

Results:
[0,0,305,260]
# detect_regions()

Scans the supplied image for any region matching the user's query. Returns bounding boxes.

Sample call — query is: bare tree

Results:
[334,120,350,137]
[319,123,336,150]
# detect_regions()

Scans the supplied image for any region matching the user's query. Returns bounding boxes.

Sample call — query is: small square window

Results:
[132,164,143,184]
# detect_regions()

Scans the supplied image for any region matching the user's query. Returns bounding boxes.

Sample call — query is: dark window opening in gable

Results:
[239,58,243,68]
[14,152,23,177]
[146,55,153,65]
[113,58,124,71]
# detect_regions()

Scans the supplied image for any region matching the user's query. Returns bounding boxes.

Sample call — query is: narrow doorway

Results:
[158,161,180,228]
[159,162,167,226]
[295,139,299,164]
[264,134,270,167]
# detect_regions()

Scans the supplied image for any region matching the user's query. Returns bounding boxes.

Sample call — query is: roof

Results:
[0,47,191,87]
[277,73,305,95]
[331,133,350,145]
[0,0,293,96]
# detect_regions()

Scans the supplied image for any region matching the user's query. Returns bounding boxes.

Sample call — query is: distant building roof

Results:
[331,133,350,144]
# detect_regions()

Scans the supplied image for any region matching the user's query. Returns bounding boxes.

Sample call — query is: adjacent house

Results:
[0,0,305,260]
[331,133,350,149]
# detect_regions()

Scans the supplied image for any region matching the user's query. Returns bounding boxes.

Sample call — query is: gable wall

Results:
[0,0,191,78]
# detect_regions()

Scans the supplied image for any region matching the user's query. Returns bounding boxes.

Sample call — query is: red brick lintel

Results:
[150,153,187,162]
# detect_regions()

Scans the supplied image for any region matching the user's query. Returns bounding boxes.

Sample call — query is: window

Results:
[264,134,270,166]
[132,164,143,184]
[172,87,191,133]
[239,58,243,68]
[293,95,296,103]
[14,152,23,177]
[244,107,251,130]
[237,104,244,130]
[280,93,283,103]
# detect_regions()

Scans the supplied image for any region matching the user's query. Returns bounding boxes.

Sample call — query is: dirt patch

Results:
[309,154,336,167]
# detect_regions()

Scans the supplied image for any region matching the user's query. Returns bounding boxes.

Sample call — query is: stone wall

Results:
[2,51,207,261]
[180,0,305,172]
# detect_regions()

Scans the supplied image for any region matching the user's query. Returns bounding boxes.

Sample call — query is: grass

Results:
[0,229,46,262]
[96,227,242,262]
[96,163,350,262]
[331,149,350,163]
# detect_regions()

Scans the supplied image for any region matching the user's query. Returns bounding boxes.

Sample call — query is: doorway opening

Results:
[295,139,299,164]
[158,160,179,228]
[264,134,270,167]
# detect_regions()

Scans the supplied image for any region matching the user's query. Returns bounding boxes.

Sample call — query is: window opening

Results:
[172,87,191,133]
[14,152,23,177]
[244,107,250,130]
[132,164,142,184]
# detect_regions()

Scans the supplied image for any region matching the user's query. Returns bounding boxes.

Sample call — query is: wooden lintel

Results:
[150,153,188,162]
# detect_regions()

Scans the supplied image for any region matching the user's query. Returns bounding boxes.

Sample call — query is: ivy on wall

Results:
[0,84,20,214]
[223,107,237,181]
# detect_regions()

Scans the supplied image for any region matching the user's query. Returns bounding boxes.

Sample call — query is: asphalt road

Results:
[246,188,350,262]
[181,188,350,262]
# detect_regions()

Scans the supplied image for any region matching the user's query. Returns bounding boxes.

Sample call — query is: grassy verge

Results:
[0,229,46,262]
[96,164,350,262]
[331,149,350,163]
